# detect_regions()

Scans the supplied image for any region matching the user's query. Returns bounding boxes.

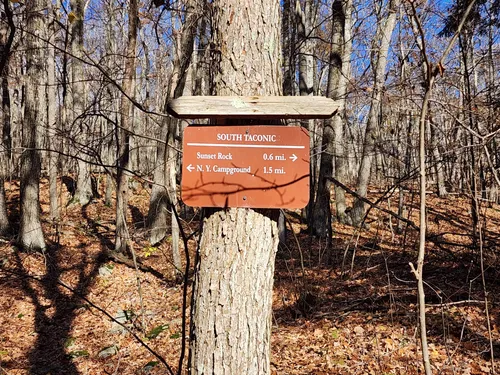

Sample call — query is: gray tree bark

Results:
[147,122,169,246]
[333,0,352,224]
[349,0,400,226]
[193,14,209,96]
[115,0,138,255]
[282,0,296,96]
[103,1,118,208]
[278,0,296,243]
[296,0,316,222]
[147,0,197,278]
[20,0,46,251]
[70,0,93,206]
[460,31,479,246]
[0,9,12,236]
[189,0,282,373]
[312,0,352,237]
[428,117,447,197]
[47,0,59,220]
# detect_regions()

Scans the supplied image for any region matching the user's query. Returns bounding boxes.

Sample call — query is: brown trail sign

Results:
[168,95,337,209]
[168,95,336,374]
[181,125,310,208]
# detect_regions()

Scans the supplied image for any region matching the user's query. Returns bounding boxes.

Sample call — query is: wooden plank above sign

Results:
[167,96,337,119]
[181,125,310,209]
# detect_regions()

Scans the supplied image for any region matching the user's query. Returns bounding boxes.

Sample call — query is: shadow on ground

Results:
[274,227,500,360]
[10,241,107,374]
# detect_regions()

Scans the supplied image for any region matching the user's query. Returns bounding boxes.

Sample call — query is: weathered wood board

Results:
[167,96,338,119]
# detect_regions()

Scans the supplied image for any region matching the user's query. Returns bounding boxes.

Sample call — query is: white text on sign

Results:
[216,133,277,142]
[197,152,233,160]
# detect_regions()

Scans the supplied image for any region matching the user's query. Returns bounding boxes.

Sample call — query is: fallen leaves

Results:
[1,181,499,374]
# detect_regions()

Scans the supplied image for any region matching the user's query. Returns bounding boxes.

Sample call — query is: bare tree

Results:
[47,0,60,221]
[115,0,138,255]
[103,0,119,207]
[0,6,13,236]
[147,0,198,278]
[189,0,282,372]
[282,0,296,96]
[348,0,400,226]
[296,0,317,222]
[70,0,93,206]
[19,0,46,250]
[312,0,352,238]
[408,1,478,373]
[0,8,14,236]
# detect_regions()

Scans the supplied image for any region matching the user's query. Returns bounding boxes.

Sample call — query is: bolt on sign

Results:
[181,125,310,208]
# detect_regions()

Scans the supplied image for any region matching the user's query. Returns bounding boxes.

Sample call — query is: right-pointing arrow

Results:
[187,164,195,172]
[290,154,297,162]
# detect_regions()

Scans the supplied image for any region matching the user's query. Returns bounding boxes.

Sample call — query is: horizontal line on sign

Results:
[186,143,306,149]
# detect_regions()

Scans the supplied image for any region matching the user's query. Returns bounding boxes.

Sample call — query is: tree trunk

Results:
[145,136,169,248]
[428,117,447,196]
[167,118,181,277]
[460,32,479,247]
[282,0,295,96]
[115,0,138,255]
[278,0,296,243]
[147,123,169,245]
[296,0,316,223]
[59,13,70,177]
[0,181,8,237]
[193,13,209,96]
[168,5,197,276]
[47,0,59,220]
[70,0,93,206]
[139,27,151,174]
[0,9,13,236]
[191,209,279,374]
[189,0,282,373]
[312,0,352,237]
[20,0,46,251]
[104,1,117,208]
[349,0,400,226]
[105,133,114,207]
[147,0,197,276]
[333,0,352,224]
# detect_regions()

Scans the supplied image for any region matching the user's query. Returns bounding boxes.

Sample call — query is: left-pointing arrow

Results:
[187,164,195,172]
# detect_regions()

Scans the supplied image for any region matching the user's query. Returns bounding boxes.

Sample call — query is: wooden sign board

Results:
[181,125,310,208]
[168,96,338,119]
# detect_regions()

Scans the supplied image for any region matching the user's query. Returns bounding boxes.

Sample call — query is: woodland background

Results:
[0,0,500,374]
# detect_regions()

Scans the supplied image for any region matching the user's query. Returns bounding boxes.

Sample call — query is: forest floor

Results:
[1,177,500,375]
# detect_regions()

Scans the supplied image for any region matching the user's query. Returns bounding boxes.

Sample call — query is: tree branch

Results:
[326,176,419,230]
